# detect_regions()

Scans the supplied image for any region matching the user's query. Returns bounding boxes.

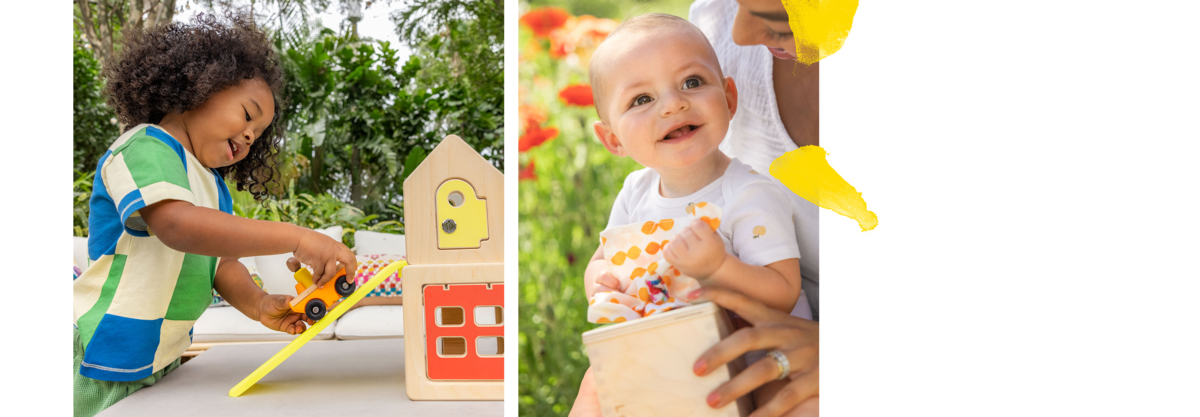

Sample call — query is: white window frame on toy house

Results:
[435,336,469,358]
[435,306,467,327]
[473,305,504,326]
[475,336,504,357]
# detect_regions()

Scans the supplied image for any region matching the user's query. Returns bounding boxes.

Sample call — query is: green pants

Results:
[73,327,181,417]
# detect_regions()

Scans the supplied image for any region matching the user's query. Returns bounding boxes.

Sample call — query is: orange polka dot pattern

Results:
[587,203,723,324]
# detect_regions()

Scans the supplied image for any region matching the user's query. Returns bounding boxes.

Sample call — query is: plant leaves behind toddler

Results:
[401,146,427,183]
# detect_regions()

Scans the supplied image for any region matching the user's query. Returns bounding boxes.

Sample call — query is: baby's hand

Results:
[593,271,626,295]
[292,230,357,288]
[662,218,727,279]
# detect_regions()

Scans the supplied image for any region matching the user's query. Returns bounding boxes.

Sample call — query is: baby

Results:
[577,12,809,414]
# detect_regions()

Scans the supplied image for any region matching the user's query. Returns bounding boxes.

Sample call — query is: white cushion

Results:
[193,305,335,343]
[315,225,345,242]
[354,230,406,256]
[209,257,262,308]
[73,236,90,270]
[238,256,258,271]
[333,305,404,340]
[253,253,298,296]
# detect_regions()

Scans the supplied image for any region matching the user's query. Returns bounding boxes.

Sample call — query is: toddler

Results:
[73,13,356,416]
[577,13,810,414]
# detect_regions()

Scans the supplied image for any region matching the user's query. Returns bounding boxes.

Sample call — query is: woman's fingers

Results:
[696,327,788,375]
[749,372,818,417]
[708,354,789,409]
[788,396,819,417]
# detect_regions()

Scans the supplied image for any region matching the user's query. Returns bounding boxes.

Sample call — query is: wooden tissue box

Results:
[582,302,751,417]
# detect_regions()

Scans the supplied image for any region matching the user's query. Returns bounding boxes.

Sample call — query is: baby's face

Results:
[593,27,735,171]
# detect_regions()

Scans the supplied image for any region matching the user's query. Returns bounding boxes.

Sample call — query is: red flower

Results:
[520,7,570,38]
[519,124,559,152]
[559,84,594,106]
[548,15,619,60]
[520,103,548,132]
[519,159,537,181]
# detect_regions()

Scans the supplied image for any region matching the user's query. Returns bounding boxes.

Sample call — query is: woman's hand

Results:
[688,286,819,417]
[292,230,357,288]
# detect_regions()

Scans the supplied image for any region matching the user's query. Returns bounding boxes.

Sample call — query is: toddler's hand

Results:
[257,294,310,335]
[292,230,357,288]
[663,218,727,279]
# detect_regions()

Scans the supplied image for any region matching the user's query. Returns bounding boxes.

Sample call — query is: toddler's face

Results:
[185,78,276,169]
[593,28,736,171]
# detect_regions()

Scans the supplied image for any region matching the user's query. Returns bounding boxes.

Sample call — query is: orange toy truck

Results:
[289,268,356,321]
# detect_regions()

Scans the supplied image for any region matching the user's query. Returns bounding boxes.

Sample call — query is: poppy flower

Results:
[520,103,548,132]
[519,159,537,181]
[520,7,570,38]
[549,15,619,60]
[576,15,619,39]
[559,84,594,106]
[520,124,559,152]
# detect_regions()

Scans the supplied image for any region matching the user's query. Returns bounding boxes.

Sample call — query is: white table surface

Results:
[99,338,503,416]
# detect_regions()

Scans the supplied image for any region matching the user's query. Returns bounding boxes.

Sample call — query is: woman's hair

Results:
[103,12,284,201]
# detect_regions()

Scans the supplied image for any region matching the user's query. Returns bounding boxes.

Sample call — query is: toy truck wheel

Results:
[335,275,356,297]
[305,299,327,321]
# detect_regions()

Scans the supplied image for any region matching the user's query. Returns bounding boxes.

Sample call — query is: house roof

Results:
[401,135,504,265]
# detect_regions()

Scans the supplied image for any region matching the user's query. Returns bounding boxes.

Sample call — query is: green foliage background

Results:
[517,1,693,415]
[72,1,503,251]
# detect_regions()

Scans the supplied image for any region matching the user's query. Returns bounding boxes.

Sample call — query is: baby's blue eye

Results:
[683,78,702,89]
[631,95,653,107]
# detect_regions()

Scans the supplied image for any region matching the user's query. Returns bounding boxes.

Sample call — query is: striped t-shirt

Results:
[73,124,232,381]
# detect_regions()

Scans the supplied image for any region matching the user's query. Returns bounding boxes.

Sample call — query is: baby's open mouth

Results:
[663,125,699,140]
[228,140,241,157]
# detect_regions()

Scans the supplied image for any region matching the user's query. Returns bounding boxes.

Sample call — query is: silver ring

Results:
[768,350,790,381]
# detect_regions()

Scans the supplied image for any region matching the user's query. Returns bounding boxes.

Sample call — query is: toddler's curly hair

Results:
[104,12,284,200]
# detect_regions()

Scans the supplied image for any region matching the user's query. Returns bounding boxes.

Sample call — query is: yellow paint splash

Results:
[781,0,859,65]
[770,146,877,231]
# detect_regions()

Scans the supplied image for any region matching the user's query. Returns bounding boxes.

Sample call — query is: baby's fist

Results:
[662,218,726,278]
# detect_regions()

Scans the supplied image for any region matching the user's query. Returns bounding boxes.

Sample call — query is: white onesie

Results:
[606,158,812,320]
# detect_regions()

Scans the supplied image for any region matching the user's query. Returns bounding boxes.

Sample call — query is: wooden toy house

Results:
[401,135,504,400]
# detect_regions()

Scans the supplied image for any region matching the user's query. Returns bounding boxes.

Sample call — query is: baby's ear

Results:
[723,76,738,117]
[593,121,626,157]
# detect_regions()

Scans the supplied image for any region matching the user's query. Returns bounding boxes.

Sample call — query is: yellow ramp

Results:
[229,260,409,397]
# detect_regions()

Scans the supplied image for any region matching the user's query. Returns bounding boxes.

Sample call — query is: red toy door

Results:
[424,283,504,380]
